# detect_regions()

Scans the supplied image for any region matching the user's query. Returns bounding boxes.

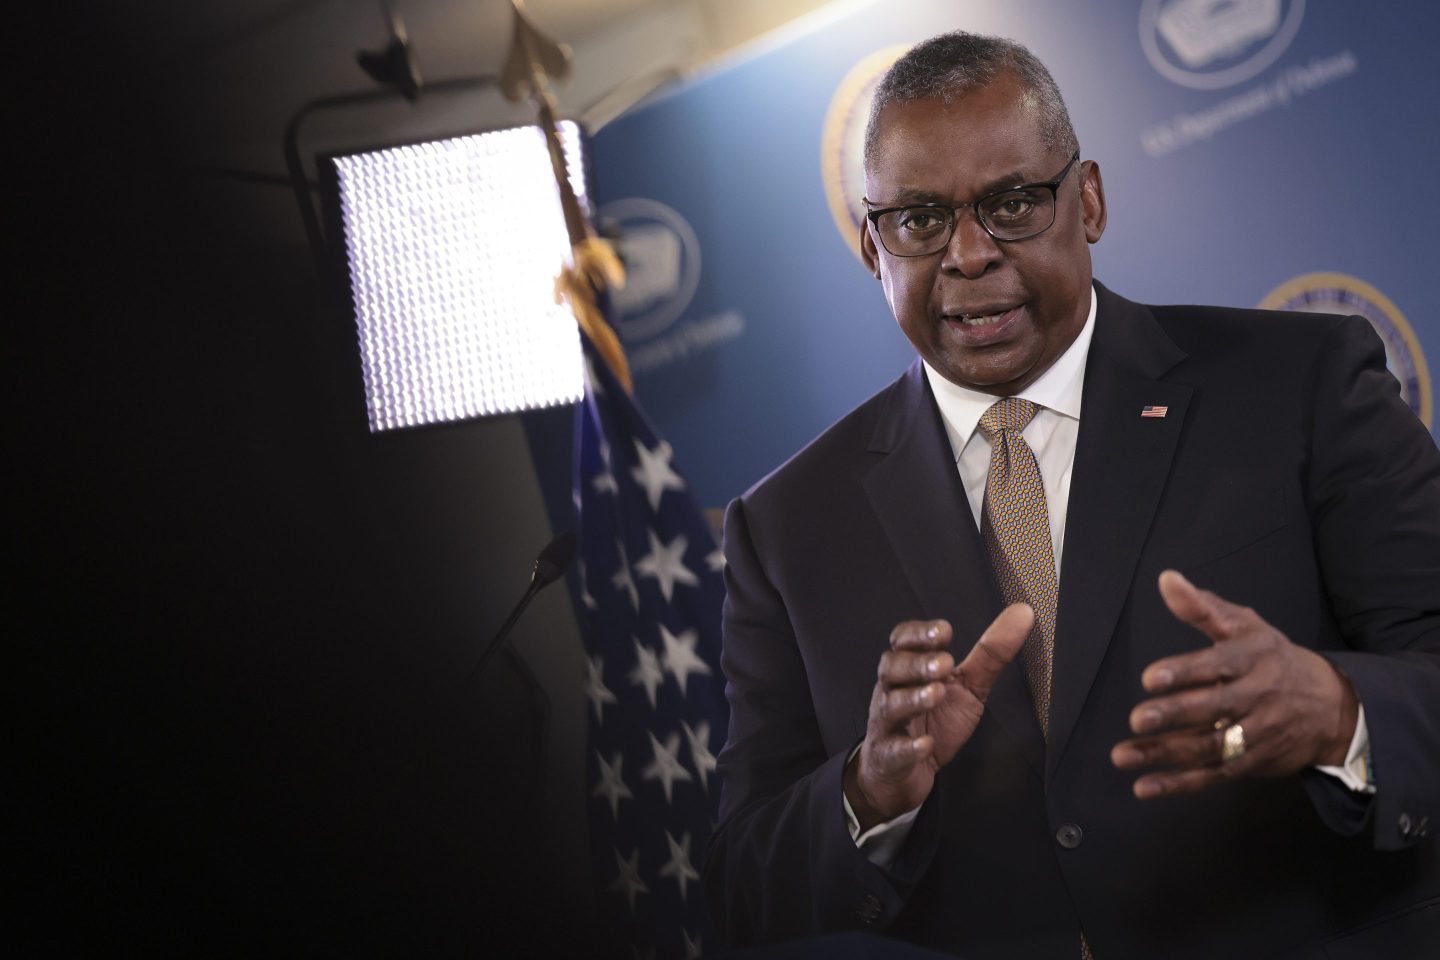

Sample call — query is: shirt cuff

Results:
[1313,703,1375,794]
[842,744,923,866]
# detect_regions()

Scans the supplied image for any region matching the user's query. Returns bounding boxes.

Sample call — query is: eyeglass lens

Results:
[876,187,1058,256]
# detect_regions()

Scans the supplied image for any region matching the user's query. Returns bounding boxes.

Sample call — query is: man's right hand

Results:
[844,604,1033,832]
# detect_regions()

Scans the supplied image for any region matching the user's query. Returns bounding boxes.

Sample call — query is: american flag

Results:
[574,333,729,959]
[1140,405,1169,418]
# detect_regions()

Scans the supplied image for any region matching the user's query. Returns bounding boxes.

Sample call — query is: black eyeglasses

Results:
[864,152,1081,257]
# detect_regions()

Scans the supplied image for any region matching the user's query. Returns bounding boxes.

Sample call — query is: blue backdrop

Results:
[589,0,1439,510]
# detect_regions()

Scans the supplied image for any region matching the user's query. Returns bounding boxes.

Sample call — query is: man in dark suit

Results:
[704,32,1440,958]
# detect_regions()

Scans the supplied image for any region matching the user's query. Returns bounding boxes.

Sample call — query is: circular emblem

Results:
[1260,272,1432,427]
[821,46,908,263]
[1140,0,1305,90]
[598,197,702,342]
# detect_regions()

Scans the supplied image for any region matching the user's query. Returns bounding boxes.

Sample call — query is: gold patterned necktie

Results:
[977,397,1057,737]
[978,399,1091,958]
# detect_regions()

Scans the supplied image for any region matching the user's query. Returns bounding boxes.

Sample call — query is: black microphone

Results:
[466,531,576,683]
[531,530,576,591]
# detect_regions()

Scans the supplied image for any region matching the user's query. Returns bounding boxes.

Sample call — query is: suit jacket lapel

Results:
[860,362,1046,778]
[1046,283,1192,779]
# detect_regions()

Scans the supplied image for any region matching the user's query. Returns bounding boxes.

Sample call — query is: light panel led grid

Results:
[333,122,588,431]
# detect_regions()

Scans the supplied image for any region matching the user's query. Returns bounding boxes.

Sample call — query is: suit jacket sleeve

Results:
[702,495,943,946]
[1302,315,1440,849]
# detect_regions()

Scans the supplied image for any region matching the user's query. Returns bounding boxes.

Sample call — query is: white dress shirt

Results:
[925,282,1096,574]
[845,285,1372,860]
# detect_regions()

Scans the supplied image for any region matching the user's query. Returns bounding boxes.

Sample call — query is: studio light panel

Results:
[333,122,587,431]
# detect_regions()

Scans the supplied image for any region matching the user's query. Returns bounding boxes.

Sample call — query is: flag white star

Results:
[585,654,618,723]
[681,719,717,792]
[592,750,633,819]
[577,559,598,611]
[706,548,726,572]
[609,847,648,911]
[593,469,619,496]
[641,730,693,803]
[634,529,699,603]
[631,438,686,511]
[659,624,712,695]
[657,830,700,902]
[682,929,703,959]
[628,639,664,708]
[593,439,619,495]
[610,539,640,611]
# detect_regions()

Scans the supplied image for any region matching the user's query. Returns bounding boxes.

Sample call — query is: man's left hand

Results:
[1111,569,1359,799]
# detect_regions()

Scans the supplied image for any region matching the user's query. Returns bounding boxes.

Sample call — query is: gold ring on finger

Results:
[1220,722,1246,763]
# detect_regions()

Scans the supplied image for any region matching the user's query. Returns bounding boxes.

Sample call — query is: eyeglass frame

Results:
[863,151,1082,257]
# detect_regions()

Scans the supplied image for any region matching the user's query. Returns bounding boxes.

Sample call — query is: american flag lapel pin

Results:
[1140,405,1169,418]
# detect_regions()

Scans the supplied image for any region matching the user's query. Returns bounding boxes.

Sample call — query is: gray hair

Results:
[863,32,1079,167]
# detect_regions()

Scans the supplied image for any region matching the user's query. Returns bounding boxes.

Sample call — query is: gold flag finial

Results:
[500,0,572,104]
[557,238,631,392]
[501,0,633,392]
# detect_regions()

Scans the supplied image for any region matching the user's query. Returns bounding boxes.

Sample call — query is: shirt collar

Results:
[923,283,1097,454]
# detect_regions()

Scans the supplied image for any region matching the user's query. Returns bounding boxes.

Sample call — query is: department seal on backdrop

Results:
[1141,0,1306,90]
[1261,272,1432,427]
[821,45,907,262]
[599,197,702,343]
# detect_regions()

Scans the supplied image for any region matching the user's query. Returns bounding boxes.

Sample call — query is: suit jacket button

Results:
[1056,823,1084,849]
[857,893,883,924]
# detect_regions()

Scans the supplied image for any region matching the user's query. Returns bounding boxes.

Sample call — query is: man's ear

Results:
[1080,159,1107,244]
[859,218,883,279]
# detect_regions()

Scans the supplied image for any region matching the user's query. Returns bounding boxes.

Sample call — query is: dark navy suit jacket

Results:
[705,283,1440,959]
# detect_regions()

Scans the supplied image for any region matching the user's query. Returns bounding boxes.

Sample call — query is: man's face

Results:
[861,75,1106,395]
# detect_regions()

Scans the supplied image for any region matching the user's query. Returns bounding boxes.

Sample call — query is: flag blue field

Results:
[574,333,729,958]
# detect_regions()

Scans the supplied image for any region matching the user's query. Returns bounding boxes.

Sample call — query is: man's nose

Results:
[939,213,1002,278]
